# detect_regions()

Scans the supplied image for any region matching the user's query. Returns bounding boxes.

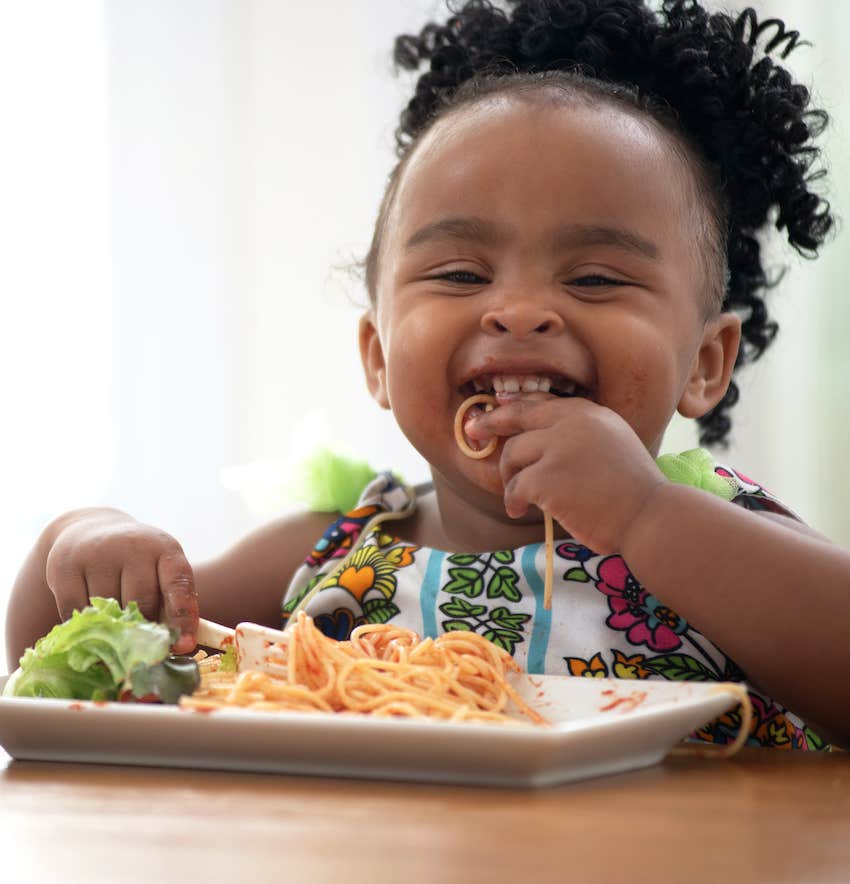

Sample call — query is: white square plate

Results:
[0,673,742,787]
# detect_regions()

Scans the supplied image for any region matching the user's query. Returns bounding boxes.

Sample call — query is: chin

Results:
[431,458,504,503]
[461,458,508,501]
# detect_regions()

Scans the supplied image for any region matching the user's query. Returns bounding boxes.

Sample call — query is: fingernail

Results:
[464,415,483,437]
[174,633,195,653]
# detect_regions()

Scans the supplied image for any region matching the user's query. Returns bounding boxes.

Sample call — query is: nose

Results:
[480,299,565,339]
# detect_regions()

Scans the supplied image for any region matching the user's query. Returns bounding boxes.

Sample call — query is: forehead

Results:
[385,96,700,265]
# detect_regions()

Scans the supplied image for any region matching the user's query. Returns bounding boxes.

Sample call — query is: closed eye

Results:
[432,270,489,285]
[569,274,630,287]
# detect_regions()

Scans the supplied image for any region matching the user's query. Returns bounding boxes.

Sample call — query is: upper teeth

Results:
[472,374,576,395]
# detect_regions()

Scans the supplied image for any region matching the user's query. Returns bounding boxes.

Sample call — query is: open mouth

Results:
[458,372,590,400]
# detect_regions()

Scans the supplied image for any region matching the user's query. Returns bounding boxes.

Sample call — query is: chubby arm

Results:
[191,510,336,629]
[467,396,850,748]
[622,484,850,747]
[3,507,193,671]
[4,506,334,672]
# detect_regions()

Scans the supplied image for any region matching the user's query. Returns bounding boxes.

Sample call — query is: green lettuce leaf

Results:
[11,597,176,701]
[127,655,201,704]
[219,642,238,673]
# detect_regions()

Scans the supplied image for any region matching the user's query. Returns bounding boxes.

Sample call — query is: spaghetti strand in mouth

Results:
[454,393,498,459]
[454,394,555,610]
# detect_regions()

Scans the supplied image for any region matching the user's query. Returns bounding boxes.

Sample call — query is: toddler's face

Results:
[361,97,738,508]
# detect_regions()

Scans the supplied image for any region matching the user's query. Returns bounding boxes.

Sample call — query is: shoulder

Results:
[658,448,806,525]
[716,463,830,542]
[298,473,419,569]
[714,463,795,516]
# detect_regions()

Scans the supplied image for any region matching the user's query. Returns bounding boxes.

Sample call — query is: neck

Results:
[407,469,566,552]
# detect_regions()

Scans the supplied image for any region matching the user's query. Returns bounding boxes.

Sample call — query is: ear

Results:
[677,312,742,419]
[358,311,390,409]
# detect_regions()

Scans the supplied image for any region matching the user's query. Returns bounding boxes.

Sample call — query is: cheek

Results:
[595,330,684,443]
[382,304,457,405]
[383,331,450,448]
[612,359,651,413]
[385,338,442,414]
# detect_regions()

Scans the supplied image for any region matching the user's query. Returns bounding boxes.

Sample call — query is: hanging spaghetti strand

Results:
[454,394,554,609]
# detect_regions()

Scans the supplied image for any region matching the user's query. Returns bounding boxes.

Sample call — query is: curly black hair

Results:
[375,0,832,447]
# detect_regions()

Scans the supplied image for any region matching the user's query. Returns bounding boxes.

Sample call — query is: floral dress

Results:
[281,467,827,750]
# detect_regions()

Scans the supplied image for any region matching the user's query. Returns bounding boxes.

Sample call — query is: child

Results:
[6,0,848,750]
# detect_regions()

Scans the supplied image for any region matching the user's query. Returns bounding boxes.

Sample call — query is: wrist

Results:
[620,480,689,563]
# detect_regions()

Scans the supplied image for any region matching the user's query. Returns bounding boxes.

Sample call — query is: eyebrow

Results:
[404,216,659,260]
[550,224,659,260]
[404,216,510,251]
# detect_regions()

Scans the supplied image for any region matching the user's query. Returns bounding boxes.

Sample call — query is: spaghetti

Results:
[453,394,497,459]
[181,611,548,726]
[454,394,555,610]
[697,683,753,760]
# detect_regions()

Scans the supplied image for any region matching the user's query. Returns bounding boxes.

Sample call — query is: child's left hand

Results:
[464,397,667,554]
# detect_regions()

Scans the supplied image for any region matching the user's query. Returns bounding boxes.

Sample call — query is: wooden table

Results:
[1,747,848,884]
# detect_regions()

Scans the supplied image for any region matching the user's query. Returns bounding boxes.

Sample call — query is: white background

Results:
[1,0,847,667]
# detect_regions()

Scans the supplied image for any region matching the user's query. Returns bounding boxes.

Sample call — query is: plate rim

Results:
[0,672,743,737]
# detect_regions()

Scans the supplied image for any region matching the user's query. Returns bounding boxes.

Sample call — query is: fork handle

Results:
[196,618,235,650]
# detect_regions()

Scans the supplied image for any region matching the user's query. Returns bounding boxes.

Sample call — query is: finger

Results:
[503,469,534,520]
[49,569,91,621]
[456,401,498,458]
[503,463,556,521]
[157,550,199,653]
[120,563,162,623]
[84,560,124,609]
[44,545,92,620]
[499,430,547,487]
[465,398,555,440]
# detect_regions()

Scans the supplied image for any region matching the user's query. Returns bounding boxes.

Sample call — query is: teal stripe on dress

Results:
[419,549,445,639]
[522,543,551,674]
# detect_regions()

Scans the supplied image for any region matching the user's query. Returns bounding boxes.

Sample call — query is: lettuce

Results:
[9,597,198,702]
[126,655,202,704]
[219,641,238,673]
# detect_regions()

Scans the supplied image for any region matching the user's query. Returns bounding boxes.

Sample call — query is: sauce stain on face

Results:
[619,360,650,412]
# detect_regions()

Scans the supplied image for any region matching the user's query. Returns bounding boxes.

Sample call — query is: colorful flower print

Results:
[595,556,688,652]
[555,541,594,563]
[304,533,419,628]
[716,465,757,486]
[692,692,813,749]
[283,466,826,751]
[281,574,322,627]
[322,545,398,602]
[638,594,689,648]
[714,464,800,519]
[612,649,652,679]
[305,505,382,567]
[314,606,361,641]
[565,653,609,678]
[752,697,803,750]
[556,541,596,583]
[382,545,417,568]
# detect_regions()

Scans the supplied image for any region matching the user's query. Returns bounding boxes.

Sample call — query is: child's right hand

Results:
[44,508,199,653]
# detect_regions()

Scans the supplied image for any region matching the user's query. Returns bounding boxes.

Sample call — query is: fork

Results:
[195,618,289,677]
